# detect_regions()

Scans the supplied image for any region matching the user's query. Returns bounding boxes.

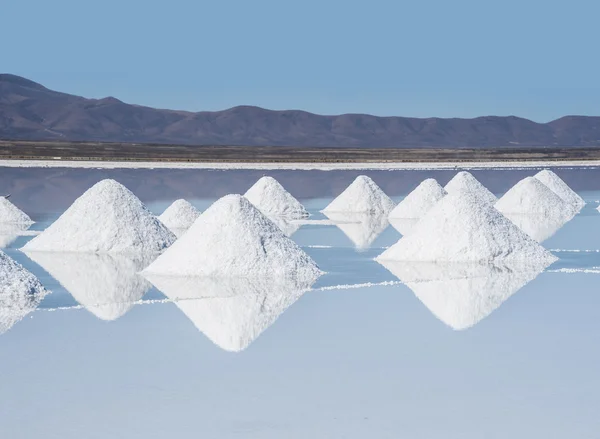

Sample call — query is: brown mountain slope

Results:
[1,74,599,147]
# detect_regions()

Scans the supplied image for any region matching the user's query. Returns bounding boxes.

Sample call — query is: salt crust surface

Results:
[145,275,314,352]
[444,171,497,205]
[377,191,558,265]
[0,197,33,224]
[0,250,48,334]
[158,199,201,234]
[244,176,308,218]
[323,211,389,250]
[322,175,395,214]
[24,251,153,321]
[380,261,546,330]
[143,194,321,279]
[496,177,572,216]
[535,169,585,207]
[22,179,176,253]
[389,178,446,219]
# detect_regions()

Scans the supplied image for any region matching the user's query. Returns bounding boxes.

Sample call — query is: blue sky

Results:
[2,0,599,121]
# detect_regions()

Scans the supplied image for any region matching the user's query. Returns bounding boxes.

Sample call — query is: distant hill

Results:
[1,73,599,148]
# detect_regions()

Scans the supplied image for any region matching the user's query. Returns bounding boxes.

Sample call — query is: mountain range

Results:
[1,73,599,148]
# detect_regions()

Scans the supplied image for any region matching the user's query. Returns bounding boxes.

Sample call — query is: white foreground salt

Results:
[145,275,314,352]
[24,251,153,321]
[377,191,557,265]
[444,171,497,204]
[389,178,446,219]
[323,211,390,250]
[0,197,33,224]
[244,176,308,218]
[0,250,48,334]
[322,175,395,214]
[158,199,201,237]
[379,261,547,330]
[143,194,321,279]
[22,179,176,253]
[535,169,585,208]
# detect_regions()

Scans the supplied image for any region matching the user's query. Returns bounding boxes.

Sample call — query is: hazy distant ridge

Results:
[1,74,599,148]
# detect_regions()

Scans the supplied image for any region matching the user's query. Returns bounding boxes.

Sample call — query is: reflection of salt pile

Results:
[266,215,302,237]
[143,194,321,279]
[322,175,395,214]
[389,179,446,220]
[444,171,496,205]
[0,197,33,224]
[244,176,308,218]
[535,169,585,208]
[24,251,153,320]
[0,250,48,334]
[323,211,389,250]
[382,261,546,330]
[22,179,175,253]
[377,191,557,265]
[0,223,31,248]
[146,275,313,352]
[158,199,201,237]
[495,177,575,242]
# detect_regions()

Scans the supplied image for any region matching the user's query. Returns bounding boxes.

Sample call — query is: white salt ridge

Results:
[24,251,153,321]
[158,199,201,237]
[389,179,446,219]
[323,211,389,250]
[0,197,33,224]
[244,176,308,218]
[535,169,585,208]
[444,171,497,205]
[145,275,313,352]
[0,250,49,334]
[143,194,321,280]
[380,261,546,330]
[322,175,395,214]
[22,179,176,254]
[377,191,558,265]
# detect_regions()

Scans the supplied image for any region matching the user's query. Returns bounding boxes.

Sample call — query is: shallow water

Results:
[1,168,600,438]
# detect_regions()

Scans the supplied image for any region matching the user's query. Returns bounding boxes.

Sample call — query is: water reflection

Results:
[323,212,389,250]
[23,252,155,320]
[378,261,548,330]
[0,223,32,248]
[145,275,315,352]
[502,210,578,243]
[266,215,302,237]
[388,218,420,236]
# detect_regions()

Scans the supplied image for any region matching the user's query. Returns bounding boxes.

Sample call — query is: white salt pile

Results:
[145,275,313,352]
[266,215,302,237]
[496,177,571,216]
[143,194,321,280]
[535,169,585,208]
[376,191,557,265]
[389,178,446,219]
[158,199,201,237]
[23,179,176,253]
[0,250,48,334]
[322,175,395,214]
[444,171,497,205]
[244,176,308,218]
[0,197,33,224]
[323,211,389,250]
[388,218,420,236]
[24,251,153,321]
[382,262,545,330]
[0,223,31,248]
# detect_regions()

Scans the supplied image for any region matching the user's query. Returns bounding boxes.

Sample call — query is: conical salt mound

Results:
[0,250,49,334]
[244,176,308,218]
[145,275,313,352]
[142,194,321,280]
[376,191,557,265]
[389,178,446,219]
[444,171,496,205]
[535,169,585,208]
[24,251,153,321]
[158,199,201,237]
[0,197,33,224]
[322,175,395,214]
[495,177,572,216]
[22,179,176,253]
